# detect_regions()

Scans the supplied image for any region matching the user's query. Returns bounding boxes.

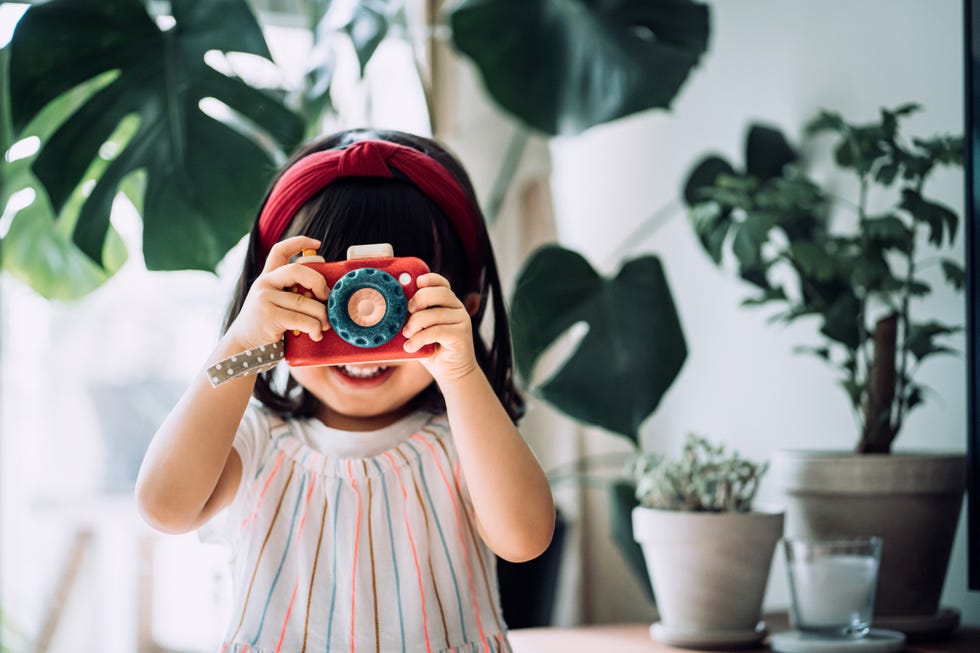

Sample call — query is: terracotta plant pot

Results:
[632,507,784,646]
[771,451,965,625]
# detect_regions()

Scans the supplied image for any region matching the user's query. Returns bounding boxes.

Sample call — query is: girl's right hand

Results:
[224,236,330,351]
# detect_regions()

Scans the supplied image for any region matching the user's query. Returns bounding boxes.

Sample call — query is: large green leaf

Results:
[449,0,710,135]
[3,187,127,300]
[1,55,128,300]
[511,245,687,440]
[8,0,304,272]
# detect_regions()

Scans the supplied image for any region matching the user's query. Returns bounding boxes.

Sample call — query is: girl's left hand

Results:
[402,273,478,387]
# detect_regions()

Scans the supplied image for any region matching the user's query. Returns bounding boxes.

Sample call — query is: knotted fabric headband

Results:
[257,139,480,287]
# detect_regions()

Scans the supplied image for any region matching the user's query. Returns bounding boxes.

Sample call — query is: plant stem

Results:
[825,192,862,214]
[605,198,681,267]
[484,127,529,225]
[855,174,871,438]
[894,177,928,436]
[419,0,440,135]
[862,313,898,452]
[544,450,634,483]
[547,474,620,490]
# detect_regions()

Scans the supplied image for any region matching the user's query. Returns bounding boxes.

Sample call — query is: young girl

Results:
[136,129,555,653]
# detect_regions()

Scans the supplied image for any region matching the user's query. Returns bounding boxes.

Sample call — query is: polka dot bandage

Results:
[206,341,283,388]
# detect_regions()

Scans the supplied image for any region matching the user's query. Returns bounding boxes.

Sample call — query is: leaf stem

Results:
[418,0,439,135]
[855,173,871,432]
[544,450,634,483]
[484,127,529,225]
[605,198,681,267]
[547,473,621,490]
[824,192,862,214]
[894,176,927,435]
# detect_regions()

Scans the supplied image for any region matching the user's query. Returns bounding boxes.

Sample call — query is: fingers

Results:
[415,272,450,289]
[263,263,330,300]
[402,308,466,339]
[262,236,322,274]
[267,303,327,342]
[268,288,329,329]
[408,283,463,313]
[404,324,460,353]
[244,282,328,331]
[229,237,333,347]
[230,286,327,347]
[404,277,468,352]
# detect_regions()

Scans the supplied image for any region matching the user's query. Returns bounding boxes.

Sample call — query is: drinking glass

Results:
[783,537,882,638]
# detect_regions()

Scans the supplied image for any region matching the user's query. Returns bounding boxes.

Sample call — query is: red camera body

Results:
[284,244,436,367]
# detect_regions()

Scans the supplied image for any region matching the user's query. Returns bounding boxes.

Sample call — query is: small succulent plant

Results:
[628,434,768,512]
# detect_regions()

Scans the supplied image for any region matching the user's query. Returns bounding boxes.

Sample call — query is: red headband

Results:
[257,140,480,286]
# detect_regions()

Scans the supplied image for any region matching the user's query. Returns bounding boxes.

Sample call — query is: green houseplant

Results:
[629,435,781,647]
[682,105,966,630]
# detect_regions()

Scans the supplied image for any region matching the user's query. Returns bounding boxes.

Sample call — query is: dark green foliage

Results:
[682,106,963,453]
[5,0,303,288]
[449,0,711,135]
[510,246,687,439]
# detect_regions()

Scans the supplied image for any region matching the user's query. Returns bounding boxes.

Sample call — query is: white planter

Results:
[771,450,965,621]
[632,507,784,638]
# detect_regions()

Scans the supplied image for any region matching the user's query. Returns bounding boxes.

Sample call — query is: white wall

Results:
[547,0,978,624]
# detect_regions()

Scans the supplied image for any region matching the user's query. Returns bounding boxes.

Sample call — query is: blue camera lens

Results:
[327,267,407,348]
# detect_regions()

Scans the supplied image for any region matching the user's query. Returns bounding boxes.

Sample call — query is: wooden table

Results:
[509,619,980,653]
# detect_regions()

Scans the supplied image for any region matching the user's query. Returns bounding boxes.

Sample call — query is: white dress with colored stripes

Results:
[199,405,513,653]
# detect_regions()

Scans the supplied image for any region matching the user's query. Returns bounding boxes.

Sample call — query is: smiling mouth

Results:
[336,365,390,380]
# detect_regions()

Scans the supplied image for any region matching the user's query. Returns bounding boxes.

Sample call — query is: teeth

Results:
[339,365,388,379]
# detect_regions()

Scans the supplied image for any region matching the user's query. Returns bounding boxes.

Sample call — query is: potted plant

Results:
[629,435,781,648]
[682,105,965,634]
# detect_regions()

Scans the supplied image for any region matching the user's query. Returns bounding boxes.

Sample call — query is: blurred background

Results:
[0,0,976,651]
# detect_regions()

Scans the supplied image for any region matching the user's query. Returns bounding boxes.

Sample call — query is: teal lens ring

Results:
[327,268,408,348]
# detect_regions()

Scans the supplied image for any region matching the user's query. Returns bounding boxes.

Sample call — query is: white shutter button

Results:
[399,273,412,285]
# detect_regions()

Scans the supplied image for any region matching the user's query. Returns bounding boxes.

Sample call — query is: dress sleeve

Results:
[196,403,270,547]
[231,403,268,482]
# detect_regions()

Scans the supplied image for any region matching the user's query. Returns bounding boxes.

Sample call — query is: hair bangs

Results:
[284,178,469,293]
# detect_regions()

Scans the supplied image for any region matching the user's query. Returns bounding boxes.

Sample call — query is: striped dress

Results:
[200,405,513,653]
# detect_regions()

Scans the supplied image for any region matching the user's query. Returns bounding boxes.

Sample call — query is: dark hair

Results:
[223,128,525,423]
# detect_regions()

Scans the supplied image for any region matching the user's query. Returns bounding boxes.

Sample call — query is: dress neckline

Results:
[271,410,445,479]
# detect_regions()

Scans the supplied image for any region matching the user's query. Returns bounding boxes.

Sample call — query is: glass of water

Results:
[783,537,882,638]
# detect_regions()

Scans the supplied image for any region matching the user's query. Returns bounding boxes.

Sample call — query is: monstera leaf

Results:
[511,245,687,440]
[450,0,711,135]
[8,0,304,273]
[0,47,128,300]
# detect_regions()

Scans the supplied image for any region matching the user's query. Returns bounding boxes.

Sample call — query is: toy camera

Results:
[283,243,436,366]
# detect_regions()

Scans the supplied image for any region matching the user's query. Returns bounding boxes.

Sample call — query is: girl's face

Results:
[289,361,435,431]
